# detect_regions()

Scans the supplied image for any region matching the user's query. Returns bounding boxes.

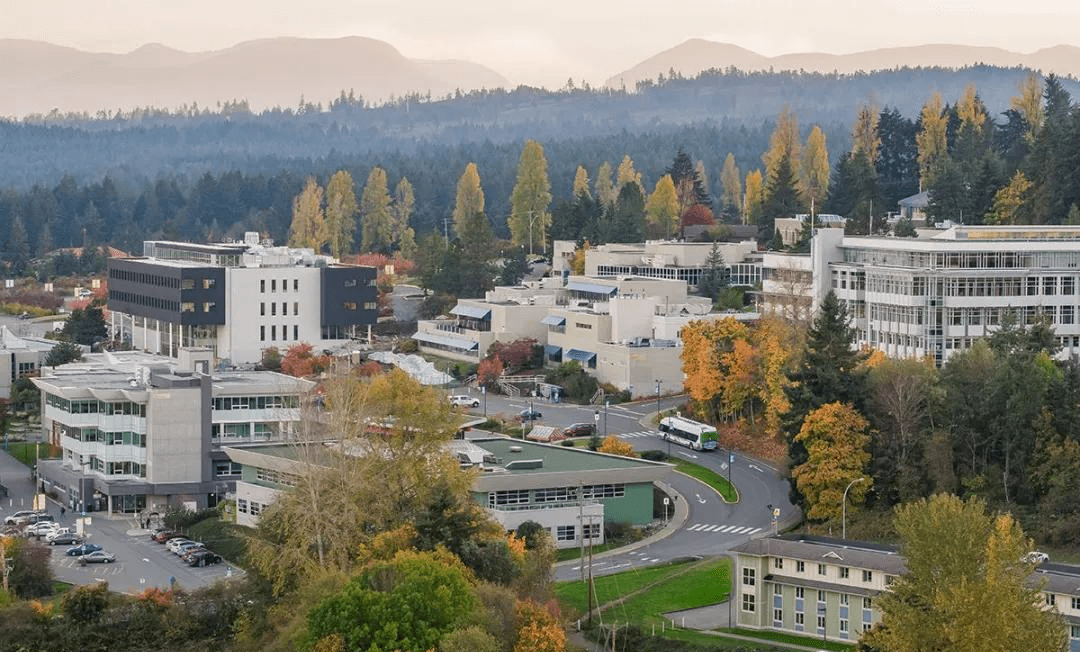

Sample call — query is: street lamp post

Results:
[656,379,666,456]
[842,477,865,540]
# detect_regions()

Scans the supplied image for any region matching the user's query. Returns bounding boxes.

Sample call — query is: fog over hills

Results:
[606,39,1080,88]
[0,36,508,118]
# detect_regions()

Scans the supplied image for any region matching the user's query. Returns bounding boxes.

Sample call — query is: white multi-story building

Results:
[32,347,313,516]
[761,226,1080,364]
[582,240,761,288]
[107,234,378,366]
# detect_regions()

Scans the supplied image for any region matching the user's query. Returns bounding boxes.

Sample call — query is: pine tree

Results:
[324,170,357,258]
[783,291,868,474]
[611,182,646,243]
[509,140,552,256]
[760,154,802,240]
[666,149,711,224]
[359,167,393,253]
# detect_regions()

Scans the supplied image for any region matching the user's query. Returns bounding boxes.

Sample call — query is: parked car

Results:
[1024,551,1050,564]
[46,528,83,545]
[165,538,195,553]
[25,521,60,537]
[4,511,38,526]
[29,512,54,524]
[186,551,223,567]
[78,550,116,565]
[179,546,211,563]
[153,530,184,543]
[563,423,596,438]
[518,408,542,421]
[66,543,102,556]
[173,542,206,557]
[449,395,480,408]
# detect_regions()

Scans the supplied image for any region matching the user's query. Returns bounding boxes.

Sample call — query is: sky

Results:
[7,0,1080,88]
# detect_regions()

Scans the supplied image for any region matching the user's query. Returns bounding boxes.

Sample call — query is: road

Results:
[449,388,800,580]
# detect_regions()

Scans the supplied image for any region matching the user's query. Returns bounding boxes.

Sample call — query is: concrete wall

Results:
[145,383,206,484]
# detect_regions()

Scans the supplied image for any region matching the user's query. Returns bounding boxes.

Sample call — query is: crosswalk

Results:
[618,430,659,439]
[686,523,762,535]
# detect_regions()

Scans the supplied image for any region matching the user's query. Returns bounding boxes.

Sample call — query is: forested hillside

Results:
[0,66,1078,264]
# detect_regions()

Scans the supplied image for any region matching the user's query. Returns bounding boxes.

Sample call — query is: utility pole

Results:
[579,482,585,582]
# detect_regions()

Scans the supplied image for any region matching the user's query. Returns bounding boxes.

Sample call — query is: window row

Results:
[110,268,180,288]
[46,395,146,417]
[255,467,299,487]
[260,324,300,342]
[109,290,179,313]
[491,484,626,507]
[181,301,217,313]
[260,278,300,293]
[214,461,242,477]
[212,396,301,411]
[237,499,263,516]
[261,302,300,317]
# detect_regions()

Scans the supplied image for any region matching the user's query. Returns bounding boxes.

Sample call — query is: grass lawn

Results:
[673,461,739,503]
[557,557,730,625]
[4,441,62,467]
[556,541,622,562]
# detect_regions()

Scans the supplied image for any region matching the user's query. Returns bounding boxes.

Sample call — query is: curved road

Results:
[454,389,800,580]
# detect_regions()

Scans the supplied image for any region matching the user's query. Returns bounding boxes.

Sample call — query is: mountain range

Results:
[0,36,508,118]
[604,39,1080,88]
[3,36,1080,119]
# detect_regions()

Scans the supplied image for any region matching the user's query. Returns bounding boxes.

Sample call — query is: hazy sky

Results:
[8,0,1080,88]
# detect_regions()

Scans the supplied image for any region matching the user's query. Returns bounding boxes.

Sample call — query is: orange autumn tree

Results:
[791,402,872,522]
[752,316,793,438]
[281,342,333,378]
[513,601,566,652]
[680,317,749,424]
[597,435,637,458]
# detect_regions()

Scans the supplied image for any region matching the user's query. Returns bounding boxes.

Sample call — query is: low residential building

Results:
[32,347,314,515]
[224,436,673,548]
[733,535,901,643]
[107,233,377,366]
[736,534,1080,649]
[0,326,56,399]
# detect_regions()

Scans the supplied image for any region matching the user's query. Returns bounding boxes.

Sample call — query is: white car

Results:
[25,521,60,537]
[4,510,38,526]
[449,395,480,408]
[1024,551,1050,565]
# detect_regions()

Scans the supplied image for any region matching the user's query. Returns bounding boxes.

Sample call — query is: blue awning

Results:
[412,331,479,351]
[543,344,562,358]
[565,280,617,296]
[450,304,491,319]
[540,314,566,326]
[565,348,596,363]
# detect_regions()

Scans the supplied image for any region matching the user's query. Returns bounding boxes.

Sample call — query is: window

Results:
[181,302,195,313]
[293,302,299,315]
[817,615,825,630]
[742,567,755,586]
[182,278,195,290]
[489,489,529,507]
[773,608,783,624]
[344,301,358,311]
[203,278,215,289]
[795,612,804,626]
[293,325,299,341]
[271,325,276,341]
[282,279,287,292]
[840,619,849,634]
[282,302,288,316]
[1073,597,1080,611]
[271,279,276,292]
[818,563,827,576]
[237,499,248,514]
[260,303,265,316]
[1047,593,1056,607]
[260,280,265,293]
[214,461,242,476]
[582,522,600,539]
[774,557,784,570]
[839,594,849,605]
[260,325,265,341]
[271,303,277,316]
[203,302,215,313]
[862,570,873,582]
[864,597,872,611]
[556,525,576,541]
[885,575,896,586]
[249,502,261,516]
[840,567,849,579]
[795,587,804,599]
[796,561,805,573]
[742,593,756,613]
[294,279,299,291]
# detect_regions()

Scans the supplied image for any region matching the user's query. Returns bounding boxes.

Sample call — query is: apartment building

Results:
[759,226,1080,364]
[107,234,377,366]
[736,534,1080,649]
[224,436,673,548]
[32,347,313,515]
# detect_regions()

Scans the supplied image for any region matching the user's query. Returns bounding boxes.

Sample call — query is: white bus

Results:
[658,416,719,451]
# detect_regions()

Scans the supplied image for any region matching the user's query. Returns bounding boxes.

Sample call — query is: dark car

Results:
[518,408,542,421]
[66,543,103,557]
[563,423,596,438]
[186,551,223,567]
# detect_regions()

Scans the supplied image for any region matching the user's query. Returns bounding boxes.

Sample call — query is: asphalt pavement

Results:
[0,447,239,595]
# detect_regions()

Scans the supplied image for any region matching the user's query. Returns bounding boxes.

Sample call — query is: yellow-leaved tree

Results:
[791,402,872,522]
[571,165,591,200]
[289,177,327,250]
[916,92,949,188]
[800,125,830,211]
[645,175,679,239]
[597,435,637,458]
[743,170,764,227]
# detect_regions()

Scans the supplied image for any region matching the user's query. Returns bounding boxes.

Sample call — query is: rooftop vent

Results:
[505,459,543,470]
[509,445,523,453]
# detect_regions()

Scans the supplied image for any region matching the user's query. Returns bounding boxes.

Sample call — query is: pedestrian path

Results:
[685,523,762,535]
[617,430,659,439]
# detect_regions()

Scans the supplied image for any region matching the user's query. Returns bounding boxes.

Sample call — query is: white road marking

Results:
[749,464,764,473]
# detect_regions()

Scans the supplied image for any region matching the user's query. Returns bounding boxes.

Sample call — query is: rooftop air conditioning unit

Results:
[508,445,523,453]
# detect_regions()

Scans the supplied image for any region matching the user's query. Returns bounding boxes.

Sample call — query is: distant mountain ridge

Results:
[606,39,1080,88]
[0,36,509,118]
